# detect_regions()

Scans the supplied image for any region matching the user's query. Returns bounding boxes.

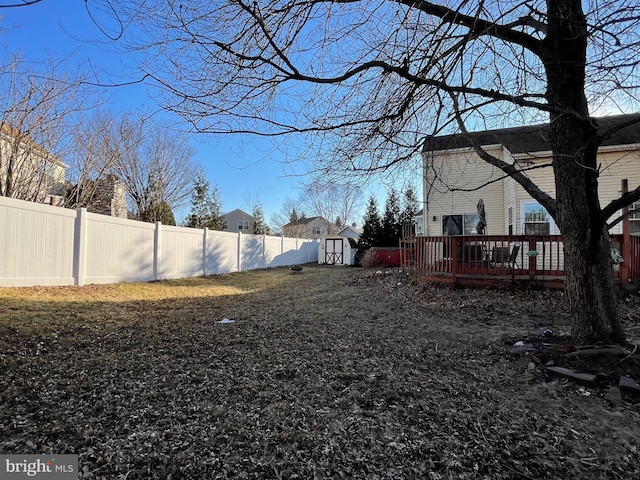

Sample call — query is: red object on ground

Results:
[371,247,401,267]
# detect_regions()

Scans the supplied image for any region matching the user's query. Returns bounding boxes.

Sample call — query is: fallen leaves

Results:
[1,265,639,479]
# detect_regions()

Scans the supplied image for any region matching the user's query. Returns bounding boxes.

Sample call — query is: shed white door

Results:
[325,239,343,265]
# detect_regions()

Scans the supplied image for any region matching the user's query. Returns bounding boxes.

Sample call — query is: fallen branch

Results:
[617,343,638,365]
[565,347,629,358]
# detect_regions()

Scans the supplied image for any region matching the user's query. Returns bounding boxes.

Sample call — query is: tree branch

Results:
[448,92,557,217]
[397,0,543,54]
[601,185,640,224]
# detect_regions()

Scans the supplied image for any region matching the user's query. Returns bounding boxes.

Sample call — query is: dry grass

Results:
[0,269,296,338]
[1,264,639,479]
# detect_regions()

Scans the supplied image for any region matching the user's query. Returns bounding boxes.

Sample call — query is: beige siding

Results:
[423,146,506,235]
[512,154,556,234]
[597,148,640,234]
[425,143,640,236]
[503,147,518,234]
[511,148,640,234]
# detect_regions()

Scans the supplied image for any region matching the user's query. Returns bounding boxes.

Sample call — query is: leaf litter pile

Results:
[1,265,639,479]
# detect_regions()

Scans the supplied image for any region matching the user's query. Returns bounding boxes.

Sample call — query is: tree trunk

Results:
[543,0,626,345]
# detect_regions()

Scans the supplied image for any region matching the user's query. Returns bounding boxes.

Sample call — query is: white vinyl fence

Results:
[0,196,319,287]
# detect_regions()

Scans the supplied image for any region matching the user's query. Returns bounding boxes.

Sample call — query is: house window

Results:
[238,220,249,230]
[312,226,321,235]
[507,206,514,235]
[442,213,480,235]
[523,202,552,235]
[222,220,228,230]
[629,201,640,236]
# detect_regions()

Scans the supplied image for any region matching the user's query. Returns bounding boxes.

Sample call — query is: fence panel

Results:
[83,213,156,284]
[0,197,75,286]
[298,239,319,264]
[241,233,266,271]
[1,196,320,287]
[280,237,307,266]
[205,230,240,274]
[158,224,204,280]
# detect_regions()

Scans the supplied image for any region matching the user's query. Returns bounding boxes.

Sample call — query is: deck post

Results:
[451,236,459,284]
[528,237,537,283]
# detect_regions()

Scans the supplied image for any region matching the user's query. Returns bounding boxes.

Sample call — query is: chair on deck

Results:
[489,246,509,266]
[488,245,520,269]
[506,245,520,269]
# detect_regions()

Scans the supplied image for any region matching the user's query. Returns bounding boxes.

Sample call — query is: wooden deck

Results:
[400,234,640,289]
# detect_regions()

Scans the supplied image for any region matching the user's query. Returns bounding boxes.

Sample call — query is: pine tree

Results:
[184,172,223,230]
[252,201,269,234]
[289,208,299,224]
[400,184,420,238]
[381,190,401,247]
[359,195,382,249]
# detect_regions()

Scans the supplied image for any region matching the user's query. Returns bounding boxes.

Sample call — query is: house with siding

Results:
[0,122,66,205]
[282,216,332,239]
[222,209,255,233]
[422,113,640,237]
[68,174,128,218]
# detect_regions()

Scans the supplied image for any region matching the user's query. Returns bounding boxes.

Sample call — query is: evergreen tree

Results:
[359,195,381,249]
[381,190,401,246]
[141,200,176,225]
[289,208,299,224]
[252,201,269,235]
[400,184,420,238]
[184,172,224,230]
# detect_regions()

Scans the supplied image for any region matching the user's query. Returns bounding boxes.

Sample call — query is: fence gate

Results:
[325,238,343,265]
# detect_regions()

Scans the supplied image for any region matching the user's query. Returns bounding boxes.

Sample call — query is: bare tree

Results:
[118,116,198,222]
[65,110,132,212]
[65,109,198,221]
[303,180,364,234]
[270,196,306,236]
[107,0,640,345]
[0,55,93,204]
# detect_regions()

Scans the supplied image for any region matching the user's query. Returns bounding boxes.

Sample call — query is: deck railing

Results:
[400,234,640,288]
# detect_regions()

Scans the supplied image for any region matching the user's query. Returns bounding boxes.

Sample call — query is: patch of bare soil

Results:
[1,265,639,479]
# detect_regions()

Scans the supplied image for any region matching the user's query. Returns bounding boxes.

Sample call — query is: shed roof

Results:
[423,113,640,155]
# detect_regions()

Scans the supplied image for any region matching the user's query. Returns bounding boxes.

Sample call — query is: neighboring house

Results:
[222,208,255,233]
[422,113,640,237]
[69,174,128,218]
[282,216,331,238]
[337,224,361,241]
[0,122,66,206]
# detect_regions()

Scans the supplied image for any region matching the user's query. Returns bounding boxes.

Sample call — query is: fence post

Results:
[73,208,88,286]
[237,232,242,272]
[153,221,162,281]
[263,234,267,268]
[203,227,209,276]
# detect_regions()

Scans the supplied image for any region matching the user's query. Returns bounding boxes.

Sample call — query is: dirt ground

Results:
[1,265,639,479]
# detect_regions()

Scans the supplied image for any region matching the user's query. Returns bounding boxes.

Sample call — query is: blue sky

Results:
[0,2,332,223]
